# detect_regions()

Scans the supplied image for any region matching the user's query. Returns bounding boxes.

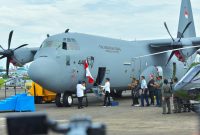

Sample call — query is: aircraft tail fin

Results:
[177,0,196,38]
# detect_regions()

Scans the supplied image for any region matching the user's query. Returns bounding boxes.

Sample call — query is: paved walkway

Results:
[0,92,198,135]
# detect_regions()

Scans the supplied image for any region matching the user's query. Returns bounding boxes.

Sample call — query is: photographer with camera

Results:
[76,81,86,109]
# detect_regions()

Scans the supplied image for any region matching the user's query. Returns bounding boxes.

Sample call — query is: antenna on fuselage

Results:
[65,29,69,33]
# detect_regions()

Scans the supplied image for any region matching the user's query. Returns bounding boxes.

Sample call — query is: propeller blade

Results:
[164,22,175,42]
[0,56,6,60]
[178,21,192,42]
[8,30,13,49]
[0,45,5,51]
[14,44,28,51]
[166,51,175,66]
[6,58,10,76]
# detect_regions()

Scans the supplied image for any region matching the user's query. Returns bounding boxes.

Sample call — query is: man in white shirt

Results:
[140,76,149,107]
[76,81,86,109]
[101,78,111,107]
[194,51,200,63]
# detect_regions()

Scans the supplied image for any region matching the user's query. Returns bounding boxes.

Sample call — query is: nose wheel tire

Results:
[55,93,63,107]
[63,93,73,107]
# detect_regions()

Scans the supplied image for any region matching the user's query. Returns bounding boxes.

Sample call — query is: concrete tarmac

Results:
[0,92,198,135]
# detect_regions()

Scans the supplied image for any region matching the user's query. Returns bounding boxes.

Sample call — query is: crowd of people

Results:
[129,75,163,107]
[76,75,190,114]
[128,75,190,114]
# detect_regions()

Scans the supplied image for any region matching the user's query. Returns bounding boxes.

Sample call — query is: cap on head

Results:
[78,80,82,84]
[82,81,86,84]
[164,79,168,84]
[106,78,110,81]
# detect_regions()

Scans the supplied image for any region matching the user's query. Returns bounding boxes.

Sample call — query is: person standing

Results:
[162,79,172,114]
[140,76,149,107]
[148,75,155,105]
[131,80,140,106]
[76,81,86,109]
[129,78,138,106]
[155,76,163,107]
[101,78,111,107]
[194,50,200,63]
[172,77,182,113]
[128,78,137,90]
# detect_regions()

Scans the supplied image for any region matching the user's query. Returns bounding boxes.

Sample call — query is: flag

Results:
[84,60,94,84]
[184,7,189,19]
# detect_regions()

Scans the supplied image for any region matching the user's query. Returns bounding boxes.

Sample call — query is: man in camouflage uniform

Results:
[155,76,163,107]
[172,77,182,113]
[162,79,172,114]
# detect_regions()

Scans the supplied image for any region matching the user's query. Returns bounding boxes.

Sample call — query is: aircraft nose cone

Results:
[28,58,60,91]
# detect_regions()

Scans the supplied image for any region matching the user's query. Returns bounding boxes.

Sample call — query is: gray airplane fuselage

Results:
[28,32,190,93]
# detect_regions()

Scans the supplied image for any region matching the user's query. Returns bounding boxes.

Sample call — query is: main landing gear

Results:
[55,92,73,107]
[111,89,123,98]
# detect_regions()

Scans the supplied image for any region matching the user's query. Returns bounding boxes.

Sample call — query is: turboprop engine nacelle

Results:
[12,48,34,66]
[179,38,196,60]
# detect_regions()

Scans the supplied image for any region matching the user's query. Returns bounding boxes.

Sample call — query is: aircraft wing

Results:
[191,37,200,45]
[149,37,200,48]
[149,39,172,48]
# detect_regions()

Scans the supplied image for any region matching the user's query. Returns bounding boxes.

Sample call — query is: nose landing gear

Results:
[111,89,123,98]
[55,93,63,107]
[55,92,73,107]
[63,93,73,107]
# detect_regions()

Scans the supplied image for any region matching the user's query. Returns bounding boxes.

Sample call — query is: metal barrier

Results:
[0,78,27,99]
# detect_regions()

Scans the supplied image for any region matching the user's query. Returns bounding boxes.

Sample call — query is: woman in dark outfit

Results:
[131,80,140,106]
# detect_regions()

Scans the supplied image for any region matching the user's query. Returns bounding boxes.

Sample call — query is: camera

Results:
[6,113,106,135]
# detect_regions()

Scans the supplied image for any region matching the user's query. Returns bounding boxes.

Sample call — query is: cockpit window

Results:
[71,38,76,42]
[41,38,79,50]
[62,42,67,50]
[41,40,61,48]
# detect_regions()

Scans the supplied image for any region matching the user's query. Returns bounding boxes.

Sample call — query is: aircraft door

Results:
[94,67,106,86]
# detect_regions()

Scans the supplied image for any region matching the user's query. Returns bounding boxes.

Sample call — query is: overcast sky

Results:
[0,0,199,67]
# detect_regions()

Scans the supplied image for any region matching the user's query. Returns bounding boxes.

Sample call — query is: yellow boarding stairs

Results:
[28,82,56,104]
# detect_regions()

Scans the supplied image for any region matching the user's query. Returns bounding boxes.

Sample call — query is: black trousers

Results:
[104,91,111,106]
[78,97,83,108]
[149,90,155,105]
[131,89,139,105]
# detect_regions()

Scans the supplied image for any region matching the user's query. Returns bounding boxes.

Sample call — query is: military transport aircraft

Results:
[0,0,200,107]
